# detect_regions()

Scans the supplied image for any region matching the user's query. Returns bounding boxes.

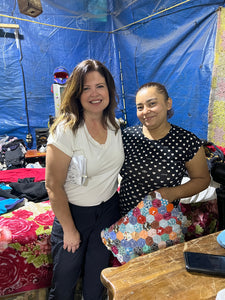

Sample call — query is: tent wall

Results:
[0,0,224,148]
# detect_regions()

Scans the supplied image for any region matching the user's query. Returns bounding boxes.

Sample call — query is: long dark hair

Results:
[50,59,120,134]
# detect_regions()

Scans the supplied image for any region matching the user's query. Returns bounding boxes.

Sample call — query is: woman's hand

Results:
[155,146,210,202]
[155,187,176,203]
[63,228,81,253]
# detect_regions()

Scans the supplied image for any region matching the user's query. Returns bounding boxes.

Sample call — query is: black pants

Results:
[48,192,120,300]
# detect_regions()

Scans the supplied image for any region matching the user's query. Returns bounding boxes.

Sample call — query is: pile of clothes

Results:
[0,136,27,170]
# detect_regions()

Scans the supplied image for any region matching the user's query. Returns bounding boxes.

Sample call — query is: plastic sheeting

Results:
[0,0,224,148]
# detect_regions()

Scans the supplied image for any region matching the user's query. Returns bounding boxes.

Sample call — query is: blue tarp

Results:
[0,0,224,148]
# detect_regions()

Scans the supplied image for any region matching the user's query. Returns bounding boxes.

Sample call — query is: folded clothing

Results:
[0,198,24,214]
[9,181,48,202]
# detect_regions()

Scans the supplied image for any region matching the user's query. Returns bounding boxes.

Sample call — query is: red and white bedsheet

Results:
[0,200,54,296]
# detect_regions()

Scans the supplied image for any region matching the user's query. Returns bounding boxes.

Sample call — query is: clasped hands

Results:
[63,229,81,253]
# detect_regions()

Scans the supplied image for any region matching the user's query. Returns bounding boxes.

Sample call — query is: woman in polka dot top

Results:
[119,82,210,216]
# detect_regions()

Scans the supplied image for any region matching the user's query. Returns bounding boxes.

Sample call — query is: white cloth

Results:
[48,121,124,206]
[180,176,220,204]
[216,288,225,300]
[66,155,87,185]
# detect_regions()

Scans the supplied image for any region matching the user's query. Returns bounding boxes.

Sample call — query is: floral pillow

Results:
[101,192,188,264]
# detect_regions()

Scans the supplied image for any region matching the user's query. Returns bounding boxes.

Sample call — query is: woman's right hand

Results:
[46,145,82,254]
[154,187,176,203]
[63,228,81,253]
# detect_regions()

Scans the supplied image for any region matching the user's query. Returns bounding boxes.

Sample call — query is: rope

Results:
[0,0,193,34]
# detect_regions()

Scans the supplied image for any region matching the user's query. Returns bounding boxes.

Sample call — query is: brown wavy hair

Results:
[50,59,120,134]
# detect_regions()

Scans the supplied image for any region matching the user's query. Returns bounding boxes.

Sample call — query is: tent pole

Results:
[0,23,20,29]
[118,50,128,127]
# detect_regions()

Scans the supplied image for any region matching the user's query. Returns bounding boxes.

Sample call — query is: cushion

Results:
[101,192,188,264]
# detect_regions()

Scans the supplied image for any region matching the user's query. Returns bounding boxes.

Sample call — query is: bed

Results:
[0,165,54,299]
[0,200,54,297]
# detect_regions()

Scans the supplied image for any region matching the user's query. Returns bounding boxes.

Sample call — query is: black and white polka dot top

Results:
[119,124,202,215]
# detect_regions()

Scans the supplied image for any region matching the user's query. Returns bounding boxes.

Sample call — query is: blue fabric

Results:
[0,184,12,190]
[0,198,24,214]
[217,230,225,248]
[0,1,224,146]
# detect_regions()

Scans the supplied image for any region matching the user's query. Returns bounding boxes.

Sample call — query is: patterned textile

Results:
[180,199,219,241]
[0,288,49,300]
[203,141,224,170]
[0,201,54,296]
[119,124,202,216]
[101,192,188,265]
[109,198,219,267]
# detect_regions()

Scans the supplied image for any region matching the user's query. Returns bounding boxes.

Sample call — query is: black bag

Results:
[202,140,224,171]
[1,138,27,169]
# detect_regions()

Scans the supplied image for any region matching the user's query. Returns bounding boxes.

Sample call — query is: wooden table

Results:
[101,232,225,300]
[25,149,46,158]
[25,149,46,167]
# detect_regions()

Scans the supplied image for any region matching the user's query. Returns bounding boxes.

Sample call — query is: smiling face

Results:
[136,86,172,131]
[80,71,110,118]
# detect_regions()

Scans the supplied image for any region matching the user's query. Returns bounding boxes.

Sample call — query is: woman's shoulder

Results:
[122,124,142,136]
[49,121,84,145]
[171,124,198,137]
[54,121,75,137]
[170,124,201,145]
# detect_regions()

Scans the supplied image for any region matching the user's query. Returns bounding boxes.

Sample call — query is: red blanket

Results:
[0,168,45,183]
